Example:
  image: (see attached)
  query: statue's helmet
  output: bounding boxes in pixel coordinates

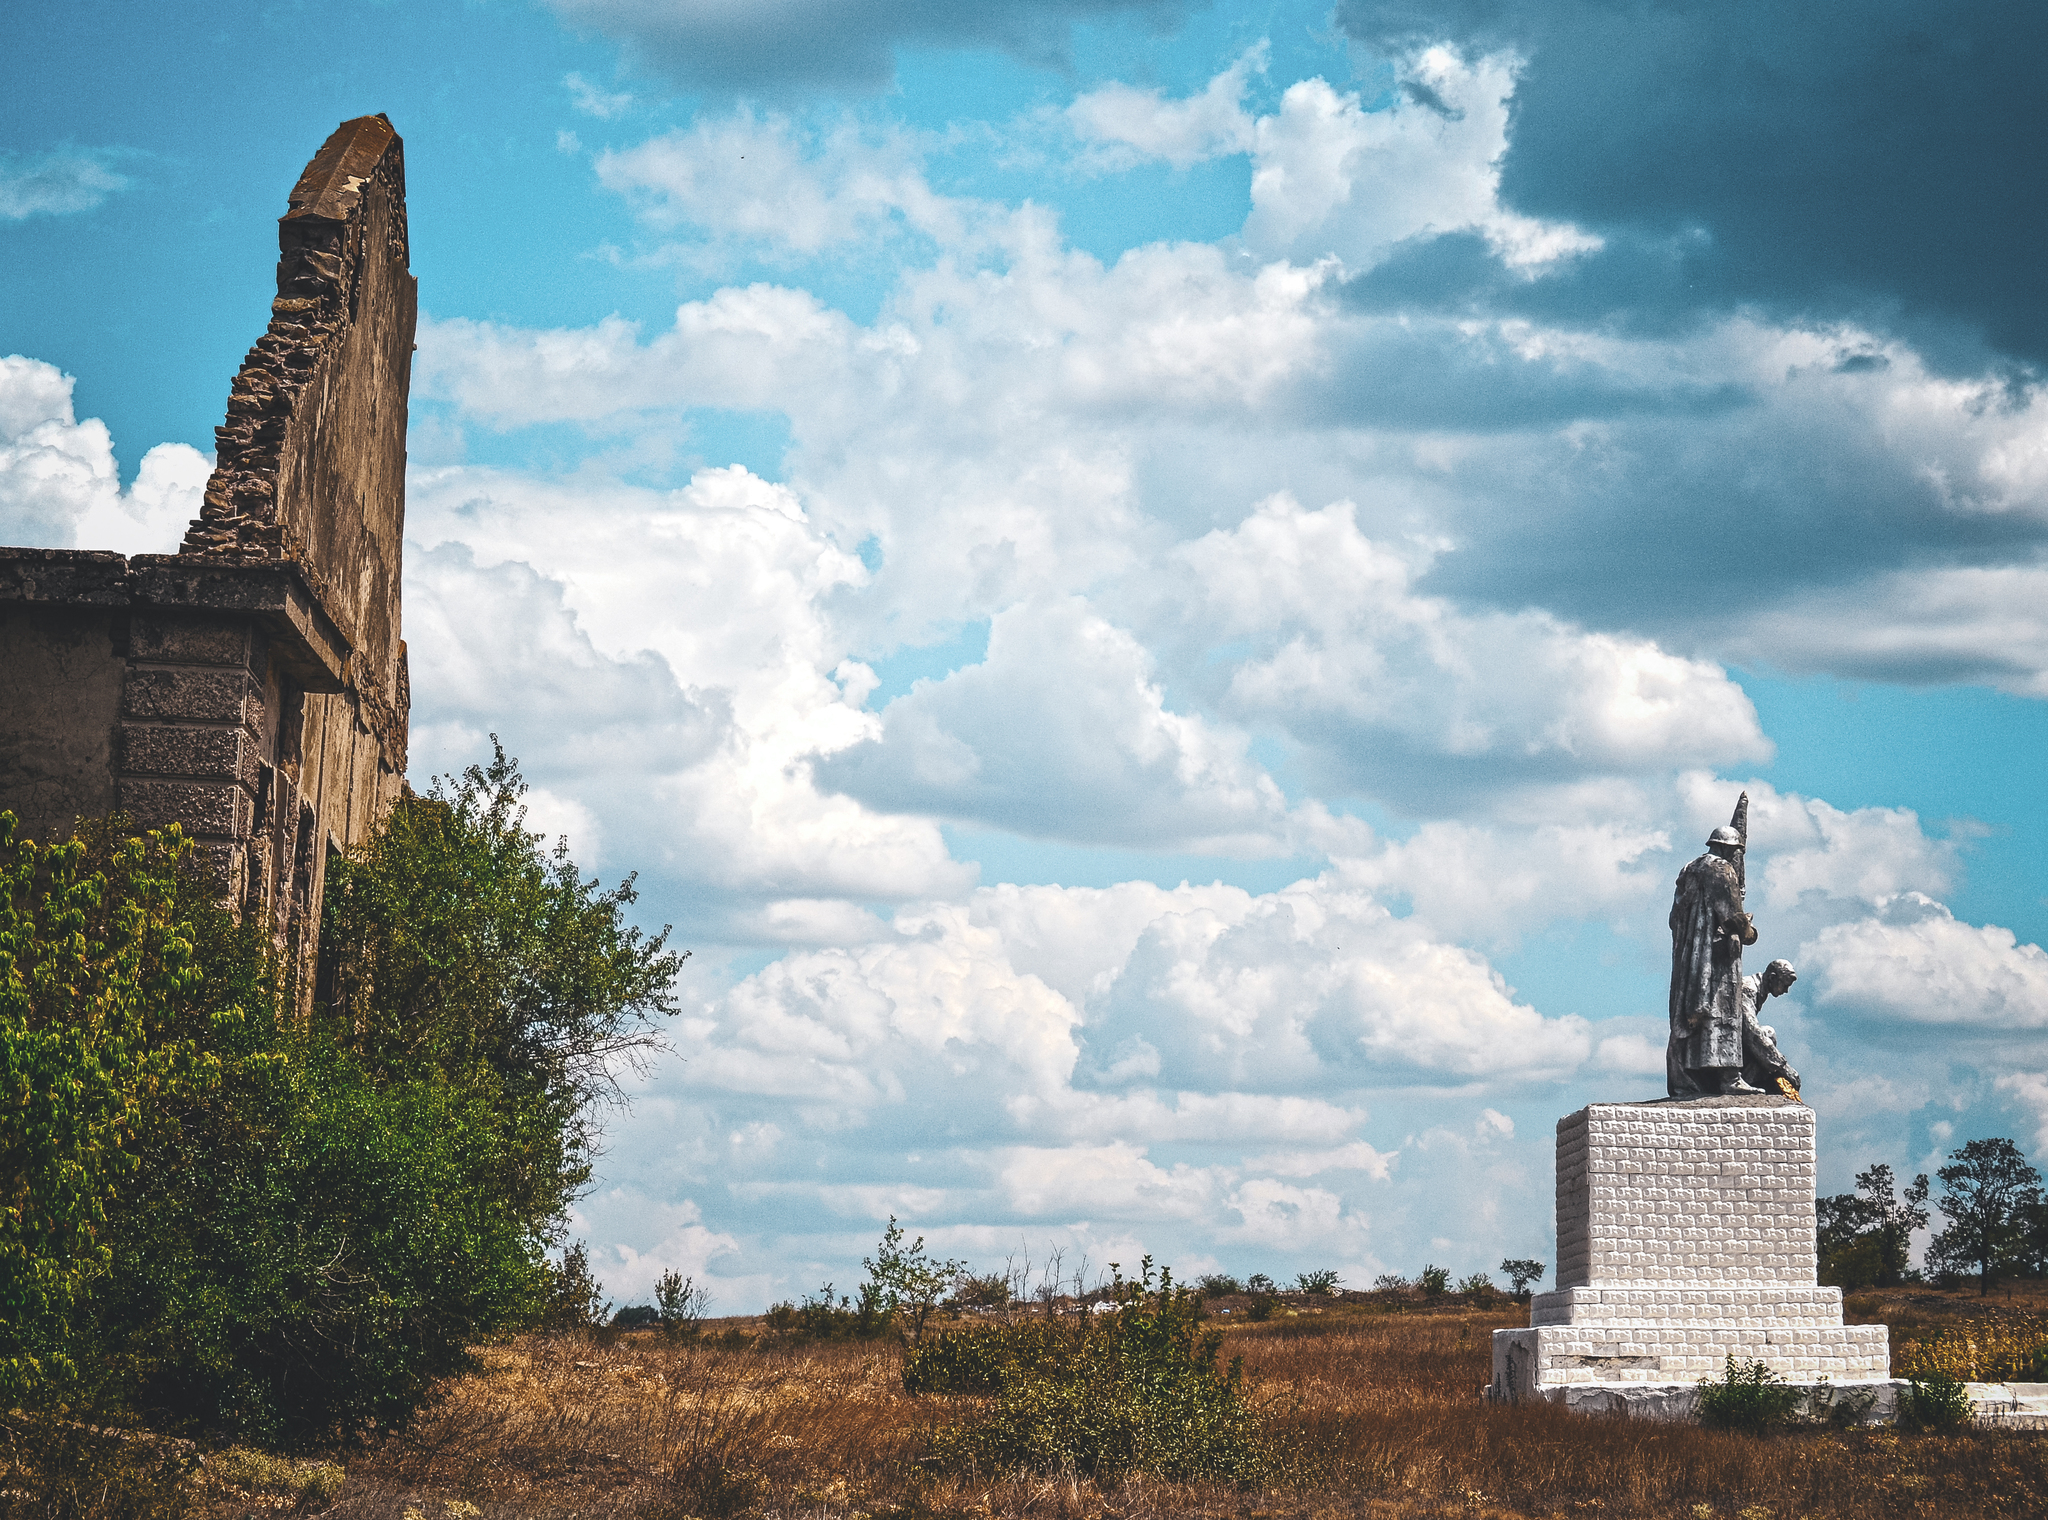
[1707,825,1743,849]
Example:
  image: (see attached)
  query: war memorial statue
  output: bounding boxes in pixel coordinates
[1666,793,1801,1100]
[1488,791,1897,1420]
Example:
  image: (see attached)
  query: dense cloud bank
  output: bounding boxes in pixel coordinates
[1337,0,2048,369]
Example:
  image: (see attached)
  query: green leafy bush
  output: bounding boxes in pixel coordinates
[539,1241,614,1331]
[320,743,686,1235]
[1455,1272,1498,1304]
[902,1319,1077,1394]
[1899,1370,1975,1432]
[0,816,216,1405]
[656,1269,711,1338]
[1695,1356,1803,1432]
[764,1283,893,1342]
[952,1273,1012,1309]
[1419,1264,1451,1299]
[923,1259,1269,1486]
[1,745,685,1448]
[1295,1270,1341,1296]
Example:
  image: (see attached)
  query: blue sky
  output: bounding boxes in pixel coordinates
[6,0,2047,1309]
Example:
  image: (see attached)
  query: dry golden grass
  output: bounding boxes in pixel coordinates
[205,1299,2048,1520]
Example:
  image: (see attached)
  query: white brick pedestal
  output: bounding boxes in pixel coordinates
[1488,1096,1898,1420]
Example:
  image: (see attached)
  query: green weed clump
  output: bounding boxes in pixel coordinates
[920,1259,1270,1487]
[1899,1370,1976,1432]
[1696,1356,1803,1432]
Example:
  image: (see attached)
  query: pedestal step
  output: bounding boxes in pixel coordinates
[1495,1324,1891,1388]
[1533,1282,1848,1329]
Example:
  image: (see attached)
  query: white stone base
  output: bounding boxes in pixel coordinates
[1499,1098,1897,1423]
[1533,1283,1852,1330]
[1492,1323,1892,1391]
[1969,1383,2048,1429]
[1485,1373,1905,1424]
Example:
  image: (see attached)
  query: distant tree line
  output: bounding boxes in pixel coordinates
[1819,1137,2048,1296]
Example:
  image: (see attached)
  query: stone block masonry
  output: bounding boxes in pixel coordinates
[0,115,414,1011]
[1491,1097,1896,1418]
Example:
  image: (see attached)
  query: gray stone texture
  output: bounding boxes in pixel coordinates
[0,114,414,1010]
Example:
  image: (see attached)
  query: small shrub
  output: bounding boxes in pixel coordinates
[952,1272,1012,1309]
[1371,1273,1410,1293]
[1419,1265,1451,1299]
[1455,1272,1497,1304]
[613,1304,662,1329]
[1245,1273,1276,1294]
[645,1448,763,1520]
[1696,1356,1802,1432]
[1296,1270,1341,1296]
[865,1217,966,1348]
[763,1282,892,1342]
[540,1241,614,1331]
[655,1269,711,1338]
[1899,1369,1975,1433]
[1196,1273,1245,1297]
[1248,1294,1277,1322]
[922,1258,1269,1486]
[0,1413,197,1520]
[903,1319,1078,1394]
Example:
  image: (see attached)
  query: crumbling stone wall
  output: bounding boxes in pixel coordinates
[0,115,415,1008]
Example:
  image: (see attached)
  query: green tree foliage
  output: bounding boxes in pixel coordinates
[920,1259,1267,1486]
[321,742,686,1229]
[1499,1258,1546,1298]
[1927,1138,2041,1295]
[1294,1270,1341,1296]
[864,1216,966,1347]
[655,1269,711,1338]
[0,816,215,1403]
[2,745,685,1447]
[1817,1163,1930,1289]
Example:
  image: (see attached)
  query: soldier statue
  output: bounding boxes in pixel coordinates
[1667,794,1771,1096]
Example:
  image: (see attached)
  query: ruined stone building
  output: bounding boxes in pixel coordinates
[0,115,415,999]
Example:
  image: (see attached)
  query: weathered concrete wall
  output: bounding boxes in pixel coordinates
[0,552,129,848]
[182,113,414,776]
[0,115,415,1008]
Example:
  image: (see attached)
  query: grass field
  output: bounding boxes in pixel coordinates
[175,1285,2048,1520]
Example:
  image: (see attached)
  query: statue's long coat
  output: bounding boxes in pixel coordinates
[1667,851,1746,1087]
